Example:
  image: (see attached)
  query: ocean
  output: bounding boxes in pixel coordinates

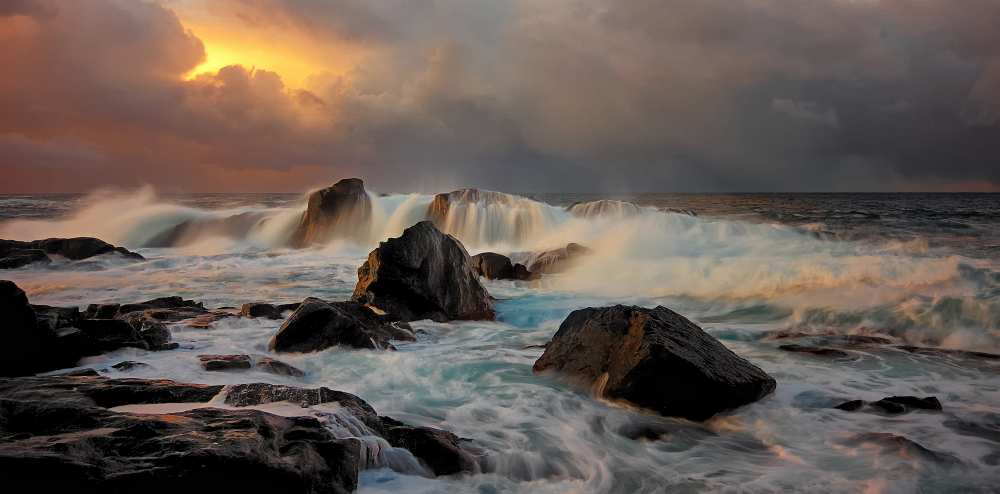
[1,188,998,492]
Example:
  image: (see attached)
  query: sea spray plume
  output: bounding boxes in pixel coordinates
[426,188,567,248]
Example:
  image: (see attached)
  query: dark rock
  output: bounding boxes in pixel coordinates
[198,354,253,371]
[566,199,641,218]
[352,221,495,322]
[290,178,372,248]
[76,319,149,351]
[379,416,478,476]
[836,396,942,415]
[111,361,149,372]
[0,374,360,494]
[470,252,531,280]
[83,303,121,319]
[269,297,414,352]
[255,357,306,377]
[241,302,283,319]
[0,237,143,268]
[31,304,81,331]
[525,242,592,276]
[533,305,776,421]
[778,344,850,358]
[0,280,56,376]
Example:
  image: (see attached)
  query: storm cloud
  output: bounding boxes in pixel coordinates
[1,0,998,192]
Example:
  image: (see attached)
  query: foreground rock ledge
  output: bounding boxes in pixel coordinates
[1,237,143,269]
[0,375,479,492]
[533,305,776,421]
[352,221,495,322]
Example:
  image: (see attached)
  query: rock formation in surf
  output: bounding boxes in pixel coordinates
[269,297,415,352]
[0,237,143,269]
[352,221,495,322]
[290,178,372,248]
[525,242,592,276]
[470,252,531,280]
[240,301,301,319]
[566,199,641,218]
[533,305,776,421]
[0,374,480,492]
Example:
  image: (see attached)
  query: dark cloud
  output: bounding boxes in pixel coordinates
[1,0,998,193]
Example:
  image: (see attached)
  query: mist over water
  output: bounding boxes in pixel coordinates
[1,187,999,492]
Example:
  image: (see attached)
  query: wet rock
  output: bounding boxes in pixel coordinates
[566,199,641,218]
[470,252,531,280]
[778,344,850,358]
[835,396,942,415]
[198,354,306,377]
[0,374,360,494]
[352,221,495,322]
[895,345,1000,361]
[111,361,149,372]
[379,416,478,476]
[1,237,143,268]
[525,242,592,276]
[533,305,776,421]
[76,319,149,351]
[241,302,283,319]
[269,297,414,352]
[290,178,372,248]
[31,304,81,331]
[0,280,54,376]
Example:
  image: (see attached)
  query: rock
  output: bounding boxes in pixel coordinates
[566,199,641,218]
[0,280,52,376]
[290,178,372,248]
[525,242,592,276]
[88,295,234,332]
[240,302,299,319]
[198,354,253,371]
[0,237,143,268]
[224,383,478,475]
[269,297,414,352]
[0,374,360,493]
[778,344,850,358]
[144,211,268,247]
[379,416,478,476]
[76,319,149,351]
[839,433,961,466]
[352,221,495,322]
[533,305,776,421]
[31,304,81,331]
[198,354,306,377]
[895,345,1000,361]
[835,396,942,415]
[470,252,531,280]
[111,361,149,371]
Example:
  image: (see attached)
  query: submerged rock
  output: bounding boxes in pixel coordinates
[240,302,299,319]
[352,221,495,322]
[778,344,851,358]
[198,354,305,377]
[111,360,150,372]
[525,242,592,276]
[0,237,143,268]
[839,432,961,466]
[835,396,943,415]
[533,305,776,421]
[0,374,359,493]
[470,252,531,280]
[269,297,415,353]
[290,178,372,248]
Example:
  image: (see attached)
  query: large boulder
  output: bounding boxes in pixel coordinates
[290,178,372,248]
[352,221,495,322]
[0,237,143,268]
[533,305,776,421]
[269,297,414,352]
[525,242,592,276]
[470,252,531,280]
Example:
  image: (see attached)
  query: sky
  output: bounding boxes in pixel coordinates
[1,0,998,193]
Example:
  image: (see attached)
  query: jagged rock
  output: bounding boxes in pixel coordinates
[566,199,641,218]
[525,243,592,276]
[778,344,850,358]
[534,305,776,421]
[352,221,495,322]
[470,252,531,280]
[835,396,943,415]
[87,296,234,332]
[0,237,143,268]
[0,375,359,493]
[111,361,149,372]
[255,357,307,377]
[269,298,414,352]
[290,178,372,248]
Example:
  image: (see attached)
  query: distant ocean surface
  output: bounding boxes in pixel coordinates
[1,188,998,492]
